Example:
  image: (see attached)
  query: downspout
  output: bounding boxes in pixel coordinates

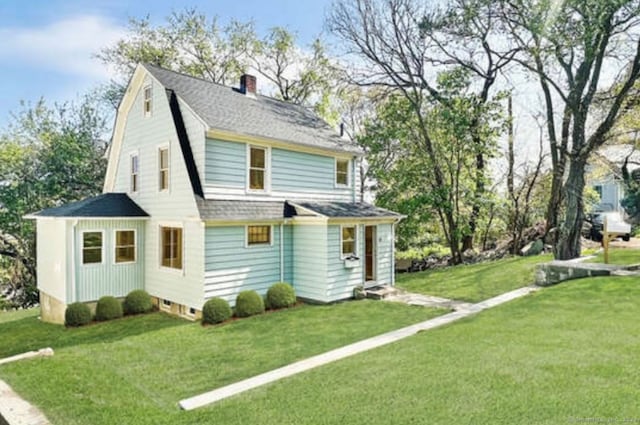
[279,223,284,282]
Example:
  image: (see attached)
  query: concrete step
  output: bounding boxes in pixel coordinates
[364,285,401,300]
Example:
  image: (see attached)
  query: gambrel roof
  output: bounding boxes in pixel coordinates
[143,64,361,155]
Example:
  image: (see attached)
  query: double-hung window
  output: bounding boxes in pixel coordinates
[131,154,139,193]
[82,231,103,265]
[115,230,136,263]
[143,85,152,117]
[336,158,350,186]
[341,226,357,258]
[248,146,267,191]
[159,147,169,191]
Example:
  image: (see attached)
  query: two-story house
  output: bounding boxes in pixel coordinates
[27,64,402,324]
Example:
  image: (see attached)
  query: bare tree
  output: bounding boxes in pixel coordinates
[501,0,640,259]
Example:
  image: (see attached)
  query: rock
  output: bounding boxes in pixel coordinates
[520,239,543,256]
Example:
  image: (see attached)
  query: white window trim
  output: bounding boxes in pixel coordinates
[158,144,170,193]
[143,84,153,117]
[335,158,351,188]
[130,151,139,195]
[340,224,358,259]
[81,230,105,266]
[158,223,184,274]
[113,229,137,265]
[246,144,271,193]
[245,224,274,247]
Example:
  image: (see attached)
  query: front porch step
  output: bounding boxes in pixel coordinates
[364,285,401,300]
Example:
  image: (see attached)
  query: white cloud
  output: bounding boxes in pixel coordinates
[0,15,125,79]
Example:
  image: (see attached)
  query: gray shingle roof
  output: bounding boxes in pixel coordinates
[144,64,362,155]
[293,202,402,219]
[29,193,149,218]
[197,199,291,221]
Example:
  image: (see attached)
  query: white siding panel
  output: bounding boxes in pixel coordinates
[36,219,68,303]
[376,223,394,285]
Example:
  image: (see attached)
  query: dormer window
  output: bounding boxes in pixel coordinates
[248,145,269,191]
[336,158,350,186]
[159,147,169,191]
[143,85,153,117]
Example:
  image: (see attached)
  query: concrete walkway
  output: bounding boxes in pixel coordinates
[0,380,50,425]
[384,292,474,311]
[179,285,540,410]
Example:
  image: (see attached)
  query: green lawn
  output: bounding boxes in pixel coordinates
[194,276,640,424]
[0,301,443,425]
[396,254,552,302]
[586,248,640,265]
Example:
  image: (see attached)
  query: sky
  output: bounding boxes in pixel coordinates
[0,0,333,128]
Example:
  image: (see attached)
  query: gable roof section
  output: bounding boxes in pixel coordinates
[143,64,362,155]
[292,201,403,219]
[28,193,149,218]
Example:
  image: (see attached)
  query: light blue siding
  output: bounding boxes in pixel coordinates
[292,224,328,302]
[205,139,245,186]
[326,225,364,301]
[376,224,394,285]
[283,225,293,283]
[74,220,145,302]
[204,225,282,305]
[271,148,335,191]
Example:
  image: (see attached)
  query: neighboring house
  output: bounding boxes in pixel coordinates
[27,64,402,324]
[587,145,640,213]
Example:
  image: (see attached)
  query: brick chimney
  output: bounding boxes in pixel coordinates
[240,74,257,96]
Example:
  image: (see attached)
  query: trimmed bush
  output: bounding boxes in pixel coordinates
[234,290,265,317]
[95,296,123,321]
[65,302,92,327]
[266,282,296,309]
[202,297,232,324]
[123,290,153,315]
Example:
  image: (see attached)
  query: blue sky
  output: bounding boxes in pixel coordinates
[0,0,333,128]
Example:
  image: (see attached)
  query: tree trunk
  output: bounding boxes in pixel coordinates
[554,158,586,260]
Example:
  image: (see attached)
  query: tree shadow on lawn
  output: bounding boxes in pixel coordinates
[0,311,189,358]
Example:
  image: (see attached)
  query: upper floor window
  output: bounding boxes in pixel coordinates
[247,225,271,246]
[131,154,139,193]
[160,226,182,270]
[341,225,356,258]
[593,185,603,199]
[159,147,169,191]
[336,158,350,186]
[143,85,153,117]
[248,146,268,191]
[115,230,136,263]
[82,231,103,265]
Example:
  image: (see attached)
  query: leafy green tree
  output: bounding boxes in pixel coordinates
[0,98,107,307]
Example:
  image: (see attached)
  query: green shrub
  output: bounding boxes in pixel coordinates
[123,290,153,315]
[95,296,123,321]
[234,290,265,317]
[65,302,92,327]
[266,282,296,309]
[202,297,232,324]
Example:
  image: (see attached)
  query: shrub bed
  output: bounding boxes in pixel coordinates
[123,290,153,315]
[234,290,265,317]
[65,302,92,327]
[202,297,232,324]
[266,282,296,309]
[95,296,123,321]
